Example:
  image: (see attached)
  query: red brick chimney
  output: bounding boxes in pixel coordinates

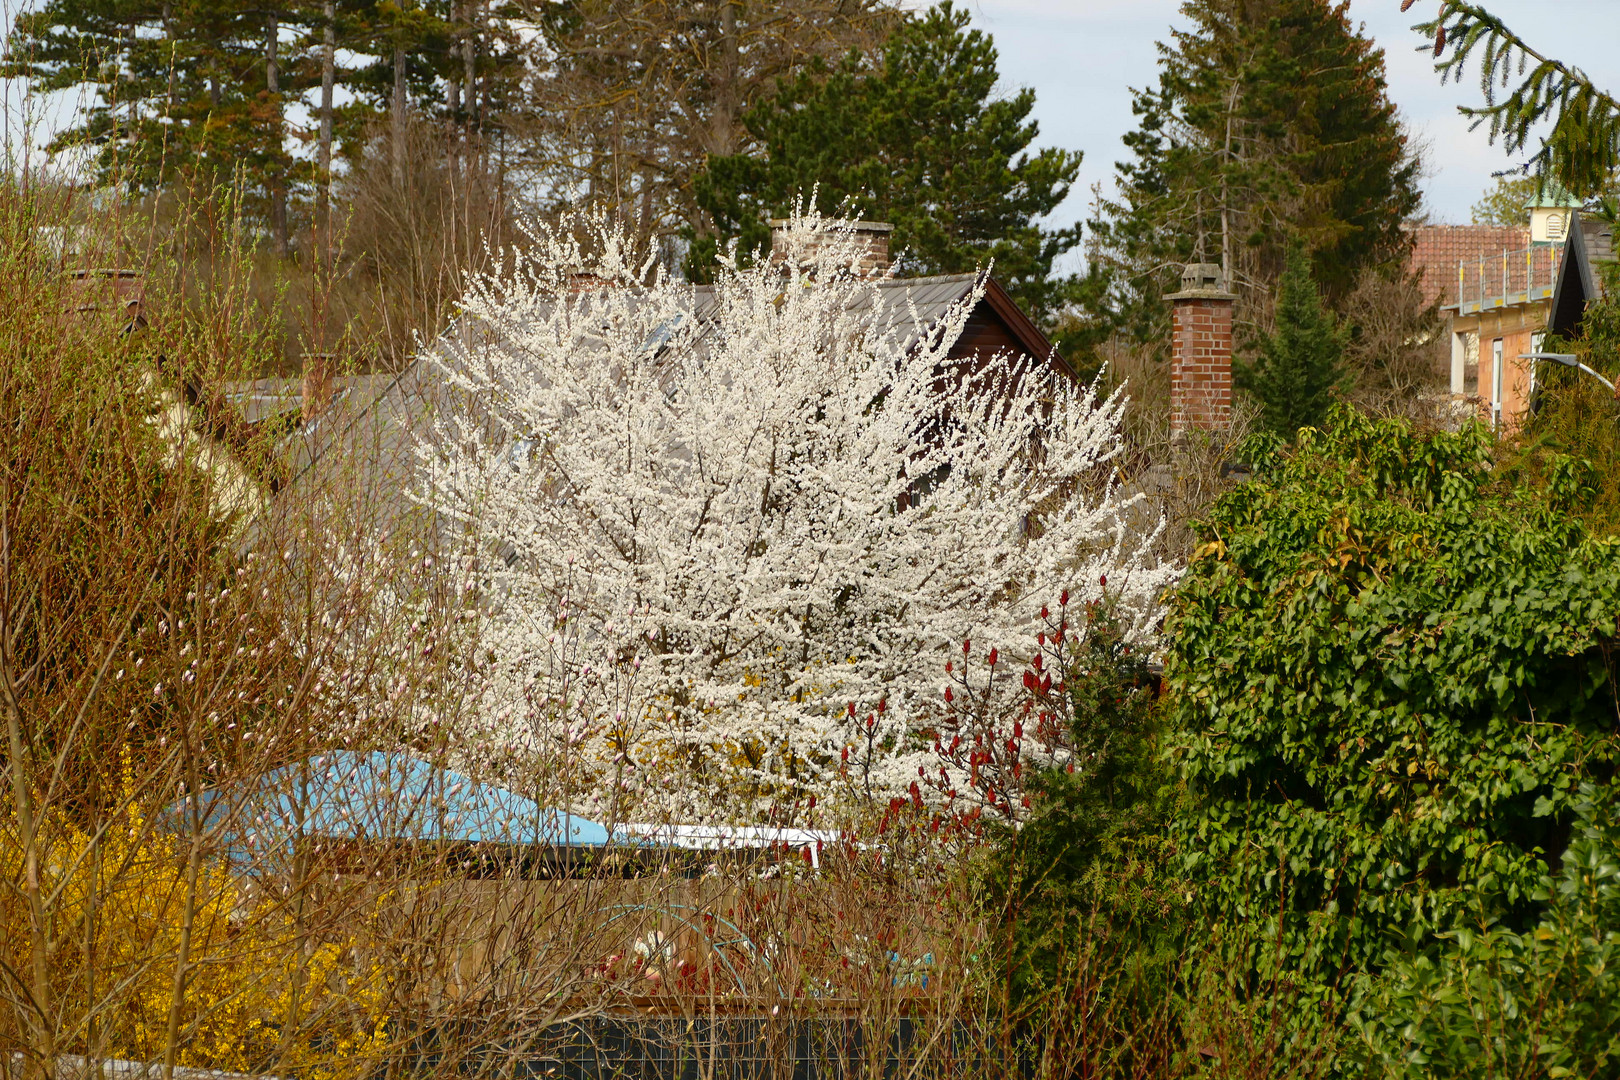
[1167,263,1235,438]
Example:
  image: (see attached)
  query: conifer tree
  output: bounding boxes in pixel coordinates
[1236,244,1345,437]
[3,0,300,196]
[1419,1,1620,202]
[689,2,1081,324]
[1086,0,1420,352]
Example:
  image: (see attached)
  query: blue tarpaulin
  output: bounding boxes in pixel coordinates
[174,750,613,860]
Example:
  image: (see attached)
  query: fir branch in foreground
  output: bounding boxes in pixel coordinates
[1409,0,1620,199]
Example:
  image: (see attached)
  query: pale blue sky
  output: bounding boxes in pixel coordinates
[959,0,1620,237]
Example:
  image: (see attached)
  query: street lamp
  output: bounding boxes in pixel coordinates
[1520,352,1616,393]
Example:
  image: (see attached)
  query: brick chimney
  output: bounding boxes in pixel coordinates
[769,219,893,276]
[302,353,336,422]
[1167,263,1235,438]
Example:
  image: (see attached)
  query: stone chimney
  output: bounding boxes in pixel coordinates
[302,353,336,422]
[1167,263,1235,438]
[769,219,893,275]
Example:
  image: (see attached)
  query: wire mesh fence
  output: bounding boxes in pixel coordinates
[402,1015,1014,1080]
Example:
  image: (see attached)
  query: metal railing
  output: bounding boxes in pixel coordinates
[1455,244,1563,315]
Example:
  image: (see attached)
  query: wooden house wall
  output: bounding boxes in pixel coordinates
[946,308,1029,364]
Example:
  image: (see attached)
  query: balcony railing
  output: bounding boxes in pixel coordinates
[1454,244,1562,315]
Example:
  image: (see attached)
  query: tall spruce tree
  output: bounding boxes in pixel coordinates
[3,0,519,241]
[1236,244,1344,436]
[3,0,300,197]
[689,2,1081,325]
[1087,0,1420,354]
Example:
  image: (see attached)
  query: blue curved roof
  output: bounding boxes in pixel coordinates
[179,750,613,859]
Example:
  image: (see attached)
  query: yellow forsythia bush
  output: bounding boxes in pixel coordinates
[1,763,390,1080]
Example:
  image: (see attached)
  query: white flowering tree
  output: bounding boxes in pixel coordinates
[419,210,1177,819]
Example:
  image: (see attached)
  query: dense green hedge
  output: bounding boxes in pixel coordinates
[1165,408,1620,989]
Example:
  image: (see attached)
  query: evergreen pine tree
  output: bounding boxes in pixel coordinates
[1086,0,1420,355]
[689,2,1081,325]
[1236,244,1345,437]
[3,0,294,195]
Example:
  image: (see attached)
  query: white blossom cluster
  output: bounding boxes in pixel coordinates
[418,209,1176,818]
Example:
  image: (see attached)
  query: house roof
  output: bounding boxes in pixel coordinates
[274,272,1067,511]
[1408,224,1532,309]
[1549,213,1618,338]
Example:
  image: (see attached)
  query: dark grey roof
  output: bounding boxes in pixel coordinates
[690,273,982,348]
[1549,213,1617,337]
[265,272,1049,534]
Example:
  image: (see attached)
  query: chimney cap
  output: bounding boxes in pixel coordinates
[768,218,894,233]
[1166,262,1235,300]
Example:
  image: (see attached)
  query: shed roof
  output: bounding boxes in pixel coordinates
[175,750,614,863]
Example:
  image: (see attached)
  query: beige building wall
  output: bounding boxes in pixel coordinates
[1450,300,1549,430]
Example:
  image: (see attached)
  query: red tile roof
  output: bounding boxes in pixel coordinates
[1408,224,1530,308]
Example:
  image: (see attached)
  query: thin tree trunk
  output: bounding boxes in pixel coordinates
[318,0,335,268]
[464,0,481,172]
[1221,78,1237,288]
[267,11,288,255]
[712,1,739,157]
[448,0,462,119]
[393,38,408,189]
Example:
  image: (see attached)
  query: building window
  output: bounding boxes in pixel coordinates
[1548,213,1567,241]
[1492,338,1505,427]
[1463,333,1479,396]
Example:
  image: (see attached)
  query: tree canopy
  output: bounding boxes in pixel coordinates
[689,2,1082,325]
[1087,0,1421,352]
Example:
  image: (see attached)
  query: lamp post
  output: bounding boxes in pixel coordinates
[1520,352,1616,394]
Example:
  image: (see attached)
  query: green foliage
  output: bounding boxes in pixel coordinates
[3,0,296,193]
[1167,407,1620,996]
[1235,245,1346,437]
[1466,173,1596,227]
[1421,1,1620,202]
[2,1,516,211]
[1087,0,1421,350]
[984,608,1184,1017]
[1352,786,1620,1078]
[1469,174,1538,227]
[689,2,1081,325]
[1505,262,1620,536]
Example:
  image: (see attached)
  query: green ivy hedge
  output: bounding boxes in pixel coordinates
[1166,408,1620,989]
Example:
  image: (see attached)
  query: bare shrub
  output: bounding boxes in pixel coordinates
[328,116,515,370]
[1342,265,1447,418]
